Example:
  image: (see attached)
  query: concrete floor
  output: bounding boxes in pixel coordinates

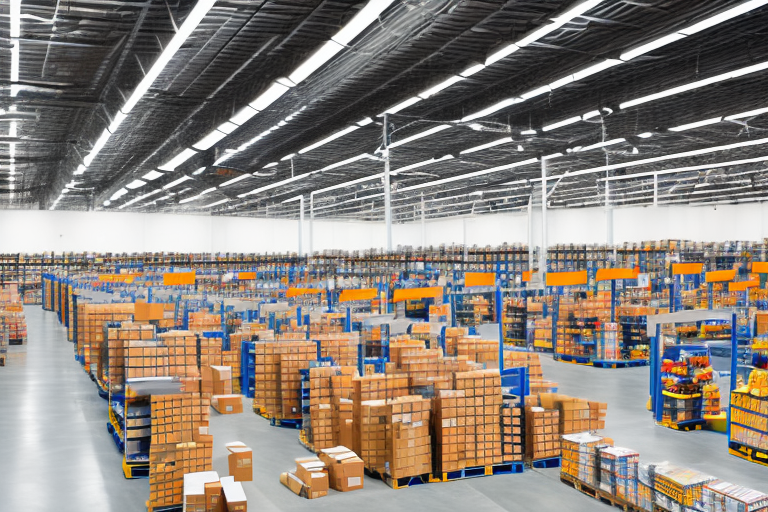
[1,306,766,512]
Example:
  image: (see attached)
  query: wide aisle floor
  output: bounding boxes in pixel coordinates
[2,307,768,512]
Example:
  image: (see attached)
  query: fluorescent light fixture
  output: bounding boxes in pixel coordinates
[382,97,421,116]
[263,162,278,168]
[9,121,17,138]
[119,189,162,209]
[461,97,522,122]
[517,145,524,151]
[216,121,238,134]
[572,59,621,81]
[312,173,383,196]
[460,63,485,77]
[60,188,68,194]
[142,170,164,181]
[162,175,192,190]
[220,174,252,187]
[319,153,378,171]
[331,0,396,45]
[603,155,768,182]
[520,129,537,135]
[179,196,199,204]
[122,0,215,114]
[520,85,551,100]
[10,0,20,38]
[108,111,127,134]
[230,105,259,125]
[250,81,290,111]
[460,137,514,154]
[542,116,581,131]
[620,33,687,61]
[110,188,128,200]
[299,125,360,154]
[679,0,768,36]
[357,117,374,126]
[83,129,112,166]
[281,195,303,204]
[621,60,768,109]
[399,158,539,192]
[725,106,768,120]
[238,174,307,198]
[668,117,722,131]
[276,77,296,88]
[637,132,653,138]
[192,167,206,175]
[549,74,575,90]
[555,0,604,21]
[542,153,563,160]
[126,179,146,190]
[391,155,454,175]
[516,22,561,47]
[388,124,452,148]
[578,138,626,152]
[203,198,229,208]
[485,43,520,66]
[582,110,601,120]
[192,129,227,150]
[199,187,216,196]
[10,40,19,83]
[418,76,464,99]
[158,148,197,171]
[289,40,345,85]
[280,153,296,161]
[74,164,86,175]
[103,200,111,206]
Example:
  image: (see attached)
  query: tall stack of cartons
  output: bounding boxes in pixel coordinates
[358,399,388,474]
[147,394,213,512]
[330,367,356,447]
[199,336,223,367]
[561,433,612,487]
[253,342,282,417]
[599,447,640,504]
[352,374,409,456]
[103,322,155,391]
[79,303,134,373]
[525,406,560,461]
[400,348,441,387]
[280,341,316,419]
[387,395,432,479]
[434,389,467,473]
[125,341,170,378]
[389,339,426,367]
[158,331,200,378]
[457,338,499,368]
[454,369,502,467]
[222,348,241,394]
[501,402,524,463]
[309,367,336,450]
[318,335,359,366]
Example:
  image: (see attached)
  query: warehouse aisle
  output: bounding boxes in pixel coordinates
[0,307,147,512]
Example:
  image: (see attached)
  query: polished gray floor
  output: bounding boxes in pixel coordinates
[1,307,766,512]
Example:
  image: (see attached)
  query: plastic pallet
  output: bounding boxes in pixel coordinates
[123,458,149,479]
[438,462,524,481]
[592,359,649,369]
[146,503,182,512]
[365,468,434,489]
[270,417,302,429]
[729,441,768,468]
[555,354,592,365]
[530,456,561,469]
[560,473,643,512]
[657,419,705,431]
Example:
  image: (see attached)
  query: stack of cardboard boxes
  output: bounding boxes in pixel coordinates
[280,342,316,419]
[434,389,467,473]
[210,366,242,414]
[561,432,613,487]
[309,367,336,450]
[102,322,156,391]
[199,335,223,367]
[78,303,134,373]
[226,442,253,482]
[222,349,241,394]
[525,406,560,461]
[318,335,359,366]
[454,369,502,467]
[281,447,364,499]
[536,393,607,433]
[158,330,200,378]
[387,395,432,479]
[501,403,524,463]
[457,338,499,368]
[182,472,247,512]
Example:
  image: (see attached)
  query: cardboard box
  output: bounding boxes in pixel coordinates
[211,366,233,395]
[182,471,220,512]
[226,442,252,482]
[205,481,224,512]
[134,302,165,321]
[220,476,247,512]
[212,395,243,415]
[318,446,364,492]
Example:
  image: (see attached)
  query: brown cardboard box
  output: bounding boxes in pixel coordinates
[226,442,253,482]
[182,471,220,512]
[134,302,165,321]
[212,395,243,415]
[294,456,329,498]
[220,476,247,512]
[211,366,233,395]
[280,471,305,496]
[205,481,225,512]
[318,446,364,492]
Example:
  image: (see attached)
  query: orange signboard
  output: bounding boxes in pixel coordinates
[392,287,443,303]
[595,268,637,282]
[522,271,534,283]
[729,280,759,292]
[237,272,257,280]
[98,273,140,284]
[163,271,196,286]
[752,262,768,274]
[705,269,737,283]
[672,263,703,276]
[546,271,588,287]
[465,272,495,288]
[338,288,378,303]
[286,287,324,298]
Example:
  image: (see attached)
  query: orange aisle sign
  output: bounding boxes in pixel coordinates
[163,271,196,286]
[729,280,759,292]
[522,270,534,283]
[338,288,378,303]
[237,272,257,280]
[546,270,588,287]
[465,272,496,287]
[595,268,637,282]
[286,287,324,298]
[752,262,768,274]
[392,287,443,303]
[672,263,703,275]
[705,269,737,283]
[98,273,140,284]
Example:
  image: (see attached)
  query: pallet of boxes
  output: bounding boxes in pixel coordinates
[281,447,365,499]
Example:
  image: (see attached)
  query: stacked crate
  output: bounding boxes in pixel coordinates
[358,399,388,474]
[457,338,499,368]
[158,331,200,378]
[434,389,467,473]
[252,342,283,417]
[454,369,502,467]
[387,395,432,479]
[222,348,241,394]
[125,341,170,378]
[599,447,640,504]
[147,394,213,512]
[352,373,409,456]
[198,336,222,367]
[652,465,716,512]
[280,341,316,419]
[79,303,134,373]
[561,433,611,487]
[308,367,336,450]
[501,403,524,462]
[318,335,359,366]
[525,406,560,461]
[102,322,155,391]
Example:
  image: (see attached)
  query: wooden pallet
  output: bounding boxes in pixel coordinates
[365,468,437,489]
[560,473,643,512]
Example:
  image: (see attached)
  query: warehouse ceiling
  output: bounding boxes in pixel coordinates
[3,0,768,221]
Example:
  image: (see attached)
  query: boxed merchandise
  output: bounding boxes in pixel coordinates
[453,369,503,467]
[560,433,612,487]
[501,402,524,463]
[226,442,252,482]
[599,447,639,504]
[211,366,232,395]
[212,395,243,415]
[434,389,467,473]
[653,464,715,511]
[525,406,560,460]
[220,476,247,512]
[182,471,220,512]
[205,480,224,512]
[317,446,364,492]
[701,480,768,512]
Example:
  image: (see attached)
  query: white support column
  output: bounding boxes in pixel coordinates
[383,114,392,252]
[653,174,658,206]
[298,195,304,257]
[541,158,548,278]
[309,194,314,255]
[527,194,534,270]
[605,178,613,246]
[420,192,426,248]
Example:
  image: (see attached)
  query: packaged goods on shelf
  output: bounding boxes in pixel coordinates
[148,394,213,511]
[525,406,560,461]
[701,481,768,512]
[454,369,502,466]
[533,318,553,351]
[730,372,768,451]
[77,303,134,373]
[157,330,200,378]
[280,343,317,419]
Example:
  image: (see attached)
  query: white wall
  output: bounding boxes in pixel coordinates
[0,203,765,254]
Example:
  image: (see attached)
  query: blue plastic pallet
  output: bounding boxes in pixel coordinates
[555,354,592,365]
[270,417,302,429]
[440,462,524,481]
[530,456,561,469]
[592,359,649,368]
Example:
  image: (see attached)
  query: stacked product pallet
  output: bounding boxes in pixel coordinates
[77,303,135,373]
